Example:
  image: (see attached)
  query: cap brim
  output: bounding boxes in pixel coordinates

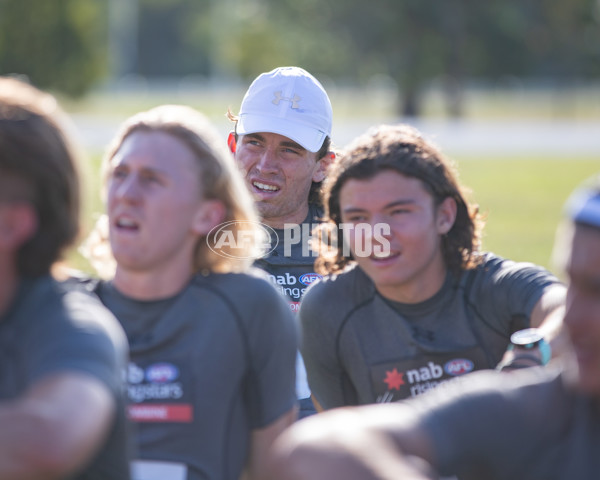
[237,114,326,153]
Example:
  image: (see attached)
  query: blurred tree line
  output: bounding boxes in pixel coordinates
[1,0,598,116]
[0,0,107,97]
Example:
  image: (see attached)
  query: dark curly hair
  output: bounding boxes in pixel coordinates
[314,123,484,276]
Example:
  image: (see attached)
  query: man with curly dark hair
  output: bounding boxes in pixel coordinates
[267,174,600,480]
[300,123,565,409]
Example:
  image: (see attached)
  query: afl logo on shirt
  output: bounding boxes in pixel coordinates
[146,362,179,383]
[444,358,474,376]
[299,273,322,286]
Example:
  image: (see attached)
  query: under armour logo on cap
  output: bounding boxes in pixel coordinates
[272,91,301,108]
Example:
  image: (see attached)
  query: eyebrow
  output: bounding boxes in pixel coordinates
[244,133,306,152]
[342,199,416,213]
[111,163,169,177]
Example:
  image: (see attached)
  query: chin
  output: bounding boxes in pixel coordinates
[113,253,144,270]
[367,269,405,284]
[255,202,274,215]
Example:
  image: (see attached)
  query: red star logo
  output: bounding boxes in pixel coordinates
[383,368,405,391]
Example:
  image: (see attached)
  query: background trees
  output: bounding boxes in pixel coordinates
[0,0,107,97]
[0,0,598,116]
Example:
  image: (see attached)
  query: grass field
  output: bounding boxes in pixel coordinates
[456,156,598,276]
[67,152,599,278]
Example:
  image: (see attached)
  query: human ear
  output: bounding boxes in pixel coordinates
[192,199,226,236]
[312,151,335,183]
[436,197,457,235]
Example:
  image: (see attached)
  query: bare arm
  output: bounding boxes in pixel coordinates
[532,292,570,362]
[499,284,567,369]
[529,284,566,339]
[265,404,438,480]
[243,406,298,480]
[0,372,116,480]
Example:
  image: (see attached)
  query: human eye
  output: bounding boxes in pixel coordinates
[388,202,415,216]
[110,165,128,181]
[390,207,411,215]
[242,136,263,148]
[344,213,368,223]
[282,146,301,155]
[140,171,162,185]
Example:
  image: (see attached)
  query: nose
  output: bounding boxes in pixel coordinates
[111,174,141,204]
[350,217,392,257]
[255,148,279,174]
[371,218,392,252]
[369,214,393,239]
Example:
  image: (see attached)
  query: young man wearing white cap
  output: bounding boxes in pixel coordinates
[228,66,335,417]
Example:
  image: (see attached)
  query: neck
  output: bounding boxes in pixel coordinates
[262,205,310,229]
[113,266,194,301]
[377,262,448,304]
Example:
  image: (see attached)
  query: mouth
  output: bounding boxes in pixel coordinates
[369,250,400,262]
[114,215,140,232]
[252,180,280,194]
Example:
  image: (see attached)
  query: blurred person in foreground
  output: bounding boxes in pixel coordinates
[0,77,130,478]
[299,123,565,409]
[227,66,335,418]
[266,173,600,480]
[81,104,297,480]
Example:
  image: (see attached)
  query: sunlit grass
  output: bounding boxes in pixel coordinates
[457,156,599,275]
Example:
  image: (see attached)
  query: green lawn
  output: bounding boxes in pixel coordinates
[456,156,599,276]
[68,152,598,278]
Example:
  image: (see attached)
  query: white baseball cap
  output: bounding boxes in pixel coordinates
[237,66,333,153]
